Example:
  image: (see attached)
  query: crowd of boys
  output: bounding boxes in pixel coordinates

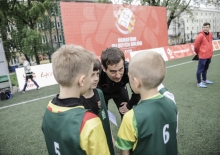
[41,44,178,155]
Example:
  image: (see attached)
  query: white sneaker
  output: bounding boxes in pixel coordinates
[22,91,25,93]
[37,87,41,90]
[197,82,207,88]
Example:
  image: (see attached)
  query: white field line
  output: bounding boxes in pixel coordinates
[166,53,220,68]
[1,53,220,110]
[0,94,55,110]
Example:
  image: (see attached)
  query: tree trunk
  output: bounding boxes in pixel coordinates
[24,54,30,64]
[167,18,172,30]
[34,46,40,65]
[30,23,40,65]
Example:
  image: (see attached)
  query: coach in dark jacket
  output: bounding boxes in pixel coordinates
[98,47,140,117]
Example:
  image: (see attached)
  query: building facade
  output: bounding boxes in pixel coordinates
[168,3,220,45]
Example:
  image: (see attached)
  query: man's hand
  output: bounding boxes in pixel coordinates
[119,102,129,114]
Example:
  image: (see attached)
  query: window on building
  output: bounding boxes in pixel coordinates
[42,36,46,43]
[59,35,62,42]
[192,27,194,30]
[201,13,203,15]
[7,25,13,32]
[205,13,207,16]
[57,22,60,28]
[39,23,44,29]
[53,22,61,29]
[187,27,189,30]
[54,36,58,42]
[37,23,41,29]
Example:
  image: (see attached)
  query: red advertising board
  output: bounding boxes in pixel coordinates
[163,44,195,60]
[213,40,220,50]
[60,2,168,57]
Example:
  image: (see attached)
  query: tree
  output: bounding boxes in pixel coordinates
[38,14,55,63]
[120,0,211,29]
[0,0,55,65]
[12,0,54,64]
[0,0,15,65]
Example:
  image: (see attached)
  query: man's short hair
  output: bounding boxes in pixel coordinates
[129,51,166,89]
[101,47,125,69]
[93,59,101,71]
[203,22,210,27]
[52,44,95,87]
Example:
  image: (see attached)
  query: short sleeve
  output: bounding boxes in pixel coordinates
[115,109,137,150]
[80,112,110,155]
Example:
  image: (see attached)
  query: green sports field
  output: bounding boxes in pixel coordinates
[0,51,220,155]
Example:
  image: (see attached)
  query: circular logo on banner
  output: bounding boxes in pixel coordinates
[115,7,135,35]
[191,44,195,54]
[167,48,174,58]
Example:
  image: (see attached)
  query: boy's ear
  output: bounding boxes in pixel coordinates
[133,77,141,88]
[78,75,86,87]
[101,65,106,72]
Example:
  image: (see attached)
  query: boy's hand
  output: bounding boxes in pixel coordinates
[120,150,130,155]
[119,102,129,114]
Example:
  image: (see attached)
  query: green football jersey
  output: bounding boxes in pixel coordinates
[42,107,86,155]
[116,94,178,155]
[132,95,178,154]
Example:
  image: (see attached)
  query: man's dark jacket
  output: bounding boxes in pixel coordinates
[98,61,140,109]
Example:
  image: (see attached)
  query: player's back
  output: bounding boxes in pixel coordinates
[42,102,110,155]
[132,94,178,155]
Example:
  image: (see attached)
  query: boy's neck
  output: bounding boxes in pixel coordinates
[59,86,80,99]
[140,88,159,101]
[83,89,94,99]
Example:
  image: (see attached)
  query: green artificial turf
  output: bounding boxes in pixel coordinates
[0,51,219,155]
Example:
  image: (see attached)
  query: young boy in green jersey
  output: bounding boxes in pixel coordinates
[42,45,110,155]
[81,59,115,155]
[115,51,178,155]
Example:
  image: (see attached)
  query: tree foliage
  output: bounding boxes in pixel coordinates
[0,0,55,65]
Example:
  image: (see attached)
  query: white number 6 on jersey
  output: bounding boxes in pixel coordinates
[54,142,61,155]
[163,124,170,144]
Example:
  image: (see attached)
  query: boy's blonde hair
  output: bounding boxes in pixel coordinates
[52,44,95,87]
[129,51,166,89]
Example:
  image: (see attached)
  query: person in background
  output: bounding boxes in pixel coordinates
[194,22,213,88]
[20,56,40,93]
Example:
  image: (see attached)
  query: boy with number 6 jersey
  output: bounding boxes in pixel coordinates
[41,45,110,155]
[115,51,178,155]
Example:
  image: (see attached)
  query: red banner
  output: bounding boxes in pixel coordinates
[213,40,220,50]
[163,44,195,60]
[60,3,168,57]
